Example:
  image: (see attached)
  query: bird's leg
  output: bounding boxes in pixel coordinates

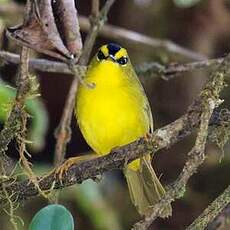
[55,154,97,181]
[144,132,152,141]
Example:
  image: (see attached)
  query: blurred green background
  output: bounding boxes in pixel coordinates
[0,0,230,229]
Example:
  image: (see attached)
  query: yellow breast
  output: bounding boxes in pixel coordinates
[75,60,149,155]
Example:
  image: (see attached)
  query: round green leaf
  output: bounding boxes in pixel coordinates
[29,204,74,230]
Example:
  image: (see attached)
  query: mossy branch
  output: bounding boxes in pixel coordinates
[0,47,30,175]
[133,52,228,230]
[187,185,230,230]
[207,202,230,230]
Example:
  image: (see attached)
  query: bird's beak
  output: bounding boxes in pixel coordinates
[107,54,116,62]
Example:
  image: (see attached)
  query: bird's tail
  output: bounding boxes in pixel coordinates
[124,155,172,217]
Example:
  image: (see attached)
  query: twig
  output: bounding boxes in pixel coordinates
[136,58,224,80]
[207,203,230,230]
[79,0,116,65]
[0,3,206,61]
[91,0,99,18]
[53,0,116,166]
[133,54,228,230]
[134,100,216,230]
[16,47,30,100]
[0,45,31,230]
[0,47,30,175]
[0,51,84,74]
[0,50,222,78]
[79,16,206,61]
[187,185,230,230]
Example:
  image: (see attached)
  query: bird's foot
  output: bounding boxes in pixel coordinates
[144,132,151,142]
[55,155,96,181]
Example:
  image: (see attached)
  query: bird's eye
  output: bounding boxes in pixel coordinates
[97,50,106,61]
[117,56,128,65]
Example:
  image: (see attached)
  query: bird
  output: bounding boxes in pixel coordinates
[58,43,171,217]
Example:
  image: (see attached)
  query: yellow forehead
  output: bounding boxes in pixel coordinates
[100,45,109,56]
[114,48,128,59]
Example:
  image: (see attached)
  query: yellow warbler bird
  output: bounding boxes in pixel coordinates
[74,43,171,217]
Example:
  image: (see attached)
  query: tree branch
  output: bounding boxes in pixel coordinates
[0,3,206,61]
[0,51,76,74]
[0,47,30,175]
[207,203,230,230]
[91,0,99,19]
[187,185,230,230]
[136,57,224,80]
[133,53,229,230]
[134,99,217,230]
[0,50,223,79]
[79,16,206,61]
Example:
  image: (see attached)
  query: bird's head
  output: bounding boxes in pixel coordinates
[85,43,135,86]
[95,43,129,66]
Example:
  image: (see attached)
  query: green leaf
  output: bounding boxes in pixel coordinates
[29,204,74,230]
[0,81,48,151]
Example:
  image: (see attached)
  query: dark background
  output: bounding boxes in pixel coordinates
[0,0,230,229]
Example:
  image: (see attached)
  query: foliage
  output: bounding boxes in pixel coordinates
[0,80,48,151]
[29,204,74,230]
